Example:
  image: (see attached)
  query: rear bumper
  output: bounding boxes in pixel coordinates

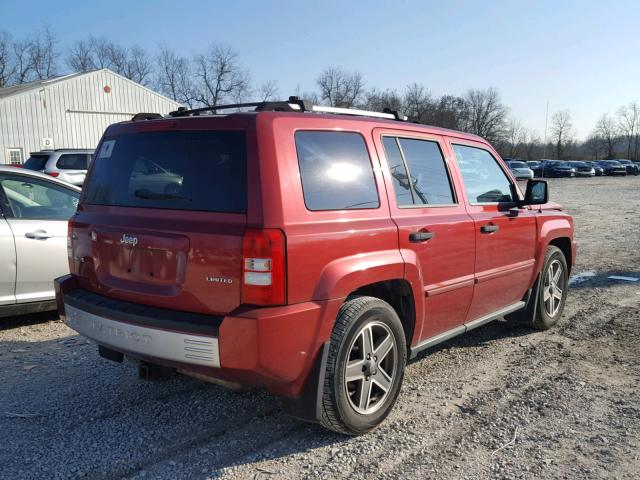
[65,304,221,367]
[55,275,341,397]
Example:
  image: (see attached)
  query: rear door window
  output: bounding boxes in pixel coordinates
[57,154,89,170]
[83,131,247,213]
[295,131,379,211]
[382,136,455,206]
[452,144,514,204]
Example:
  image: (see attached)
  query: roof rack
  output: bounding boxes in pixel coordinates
[165,96,408,122]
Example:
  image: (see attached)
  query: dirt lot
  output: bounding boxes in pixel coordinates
[1,176,638,480]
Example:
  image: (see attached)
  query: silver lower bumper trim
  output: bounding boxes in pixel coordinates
[65,304,220,368]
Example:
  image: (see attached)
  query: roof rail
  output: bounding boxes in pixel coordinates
[163,96,408,122]
[132,112,163,121]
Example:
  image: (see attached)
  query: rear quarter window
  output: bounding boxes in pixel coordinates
[83,131,247,213]
[57,153,89,170]
[295,131,379,211]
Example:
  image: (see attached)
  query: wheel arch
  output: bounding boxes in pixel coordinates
[348,279,416,352]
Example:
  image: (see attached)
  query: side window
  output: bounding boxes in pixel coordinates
[295,131,379,211]
[452,144,514,204]
[0,176,79,220]
[382,137,413,206]
[57,154,89,170]
[382,136,455,206]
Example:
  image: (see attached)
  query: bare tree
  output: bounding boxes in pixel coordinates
[257,80,279,101]
[155,47,192,105]
[594,113,618,159]
[316,67,364,107]
[521,129,542,161]
[504,118,525,158]
[87,36,113,69]
[29,25,58,80]
[361,88,403,112]
[65,36,152,84]
[431,95,467,130]
[125,46,152,84]
[584,134,604,160]
[617,102,640,160]
[0,32,13,87]
[403,83,432,123]
[67,39,95,72]
[550,110,573,159]
[462,87,508,143]
[11,38,35,84]
[193,44,250,107]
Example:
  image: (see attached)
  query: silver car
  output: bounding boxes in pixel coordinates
[505,160,534,180]
[23,149,93,186]
[0,166,80,317]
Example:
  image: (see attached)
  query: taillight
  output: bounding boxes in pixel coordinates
[241,229,286,306]
[47,172,59,177]
[67,219,75,263]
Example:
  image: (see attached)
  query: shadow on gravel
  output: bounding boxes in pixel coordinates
[0,310,60,331]
[411,319,532,363]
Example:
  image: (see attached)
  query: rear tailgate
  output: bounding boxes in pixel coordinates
[72,126,249,316]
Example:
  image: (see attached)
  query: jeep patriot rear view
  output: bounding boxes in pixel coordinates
[55,98,576,435]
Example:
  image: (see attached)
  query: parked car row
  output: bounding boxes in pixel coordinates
[505,158,639,178]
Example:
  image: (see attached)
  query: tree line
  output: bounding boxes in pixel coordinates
[1,26,638,161]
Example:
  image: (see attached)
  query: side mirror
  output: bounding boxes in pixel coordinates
[522,179,548,205]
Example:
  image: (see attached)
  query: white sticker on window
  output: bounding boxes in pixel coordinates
[98,140,116,159]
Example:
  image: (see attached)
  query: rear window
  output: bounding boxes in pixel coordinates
[295,131,379,211]
[83,131,247,213]
[57,153,89,170]
[23,155,49,171]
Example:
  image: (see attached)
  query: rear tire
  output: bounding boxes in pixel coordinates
[320,296,406,435]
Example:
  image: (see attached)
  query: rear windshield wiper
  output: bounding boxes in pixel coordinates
[134,189,190,201]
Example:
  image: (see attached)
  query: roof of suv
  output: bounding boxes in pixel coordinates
[120,105,486,144]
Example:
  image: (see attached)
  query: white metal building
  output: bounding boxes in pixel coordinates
[0,69,181,164]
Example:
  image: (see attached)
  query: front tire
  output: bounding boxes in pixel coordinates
[533,245,569,330]
[320,296,406,435]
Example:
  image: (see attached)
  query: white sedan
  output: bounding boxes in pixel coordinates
[0,166,80,318]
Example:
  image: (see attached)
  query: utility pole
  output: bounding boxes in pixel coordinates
[542,101,549,158]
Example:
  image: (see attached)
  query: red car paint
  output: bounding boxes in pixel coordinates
[56,111,576,398]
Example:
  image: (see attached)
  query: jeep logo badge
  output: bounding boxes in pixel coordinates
[120,234,139,246]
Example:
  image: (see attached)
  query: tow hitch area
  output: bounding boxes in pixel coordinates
[138,361,175,381]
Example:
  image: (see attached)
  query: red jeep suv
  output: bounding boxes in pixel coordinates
[55,98,576,435]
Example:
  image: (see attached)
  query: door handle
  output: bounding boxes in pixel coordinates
[25,230,54,240]
[409,231,435,243]
[480,224,499,234]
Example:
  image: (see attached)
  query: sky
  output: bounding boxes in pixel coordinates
[2,0,639,139]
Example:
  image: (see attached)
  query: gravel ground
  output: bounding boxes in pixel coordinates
[1,176,639,480]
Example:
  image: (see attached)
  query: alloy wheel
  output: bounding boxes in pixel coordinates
[543,259,565,317]
[344,321,398,415]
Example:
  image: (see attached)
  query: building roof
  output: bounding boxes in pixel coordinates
[0,72,87,99]
[0,69,181,107]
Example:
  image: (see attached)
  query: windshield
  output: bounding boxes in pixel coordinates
[23,155,50,171]
[83,130,247,213]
